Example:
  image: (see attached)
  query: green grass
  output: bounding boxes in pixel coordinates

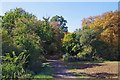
[33,63,54,79]
[34,75,53,78]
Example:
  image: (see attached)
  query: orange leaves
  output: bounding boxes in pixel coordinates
[82,11,120,46]
[100,26,119,45]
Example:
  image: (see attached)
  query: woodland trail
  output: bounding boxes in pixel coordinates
[47,60,77,78]
[47,59,119,78]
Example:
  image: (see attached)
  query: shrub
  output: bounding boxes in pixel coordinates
[62,33,81,56]
[77,51,93,61]
[1,51,32,79]
[63,53,78,62]
[62,53,70,61]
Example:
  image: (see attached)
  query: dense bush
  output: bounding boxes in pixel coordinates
[1,51,32,79]
[78,29,99,60]
[62,11,119,61]
[62,33,81,56]
[62,27,119,61]
[77,45,93,61]
[2,8,46,72]
[62,29,99,61]
[1,8,65,77]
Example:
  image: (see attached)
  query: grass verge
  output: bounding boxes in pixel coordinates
[33,63,54,79]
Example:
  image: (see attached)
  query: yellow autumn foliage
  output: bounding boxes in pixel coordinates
[82,11,120,46]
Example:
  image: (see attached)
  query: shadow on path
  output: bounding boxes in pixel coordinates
[47,60,77,78]
[47,60,118,78]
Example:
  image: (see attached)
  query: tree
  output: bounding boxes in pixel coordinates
[81,11,120,60]
[2,8,36,34]
[50,15,68,32]
[2,8,46,73]
[81,11,119,46]
[77,29,100,60]
[62,33,81,56]
[80,29,99,45]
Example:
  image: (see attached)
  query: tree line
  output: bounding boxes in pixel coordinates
[0,8,119,78]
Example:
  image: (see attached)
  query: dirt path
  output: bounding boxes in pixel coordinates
[47,60,77,78]
[47,59,119,78]
[66,61,119,78]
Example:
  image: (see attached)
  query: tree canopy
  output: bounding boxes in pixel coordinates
[1,8,119,79]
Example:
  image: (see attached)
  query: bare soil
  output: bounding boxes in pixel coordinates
[66,61,119,78]
[47,60,119,79]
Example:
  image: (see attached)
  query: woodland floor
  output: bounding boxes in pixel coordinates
[46,59,119,79]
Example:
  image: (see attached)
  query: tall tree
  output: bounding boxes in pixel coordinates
[81,11,120,60]
[50,15,68,32]
[2,8,36,33]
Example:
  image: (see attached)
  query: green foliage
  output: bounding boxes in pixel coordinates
[2,8,64,76]
[82,26,90,30]
[2,8,36,33]
[62,29,104,61]
[77,29,98,60]
[36,19,54,43]
[62,33,81,56]
[2,28,17,55]
[33,17,62,55]
[62,53,70,61]
[50,15,68,32]
[33,64,54,80]
[2,8,45,73]
[2,7,119,79]
[50,15,67,25]
[1,51,32,79]
[77,45,93,61]
[80,29,99,45]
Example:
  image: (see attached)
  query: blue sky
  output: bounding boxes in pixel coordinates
[1,2,118,32]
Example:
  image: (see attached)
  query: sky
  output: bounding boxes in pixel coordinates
[1,2,118,32]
